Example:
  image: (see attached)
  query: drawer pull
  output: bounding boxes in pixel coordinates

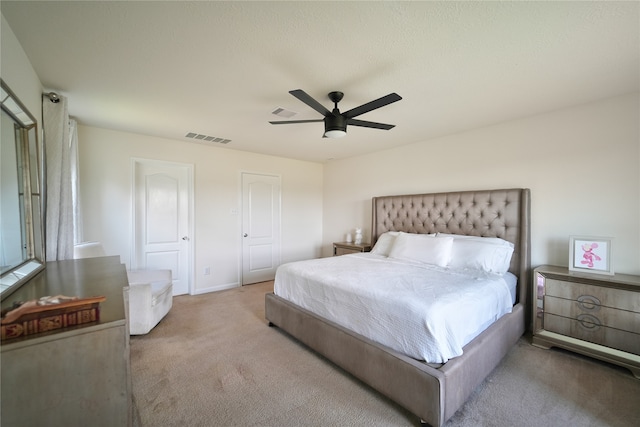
[577,313,601,330]
[577,295,601,310]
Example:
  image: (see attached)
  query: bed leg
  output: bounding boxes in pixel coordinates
[420,420,432,427]
[268,321,275,327]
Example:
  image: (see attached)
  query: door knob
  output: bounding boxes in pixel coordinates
[182,236,189,241]
[243,233,248,237]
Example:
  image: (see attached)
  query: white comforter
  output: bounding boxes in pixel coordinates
[274,253,515,363]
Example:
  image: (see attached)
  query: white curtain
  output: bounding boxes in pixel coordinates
[70,118,82,244]
[42,94,78,260]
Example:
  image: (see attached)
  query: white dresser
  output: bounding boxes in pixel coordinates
[532,265,640,378]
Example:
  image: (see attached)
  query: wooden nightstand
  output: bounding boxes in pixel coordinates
[333,242,371,256]
[532,265,640,378]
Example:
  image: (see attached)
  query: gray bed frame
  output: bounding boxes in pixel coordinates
[265,188,531,426]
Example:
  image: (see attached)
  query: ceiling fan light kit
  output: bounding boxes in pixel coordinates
[270,89,401,138]
[324,129,346,138]
[324,109,347,138]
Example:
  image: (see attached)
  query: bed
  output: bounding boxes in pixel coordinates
[265,188,531,426]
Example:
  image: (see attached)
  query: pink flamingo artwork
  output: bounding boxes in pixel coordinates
[580,242,601,268]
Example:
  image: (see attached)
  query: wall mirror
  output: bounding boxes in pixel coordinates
[1,79,45,301]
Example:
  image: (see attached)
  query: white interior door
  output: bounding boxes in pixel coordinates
[133,159,193,295]
[241,173,281,285]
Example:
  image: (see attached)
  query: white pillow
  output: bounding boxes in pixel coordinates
[448,238,514,274]
[370,231,400,256]
[388,233,453,267]
[437,233,514,247]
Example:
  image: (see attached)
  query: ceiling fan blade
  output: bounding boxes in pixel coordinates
[269,119,324,125]
[343,93,402,119]
[289,89,331,116]
[347,118,395,130]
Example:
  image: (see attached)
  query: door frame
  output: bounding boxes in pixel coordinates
[131,158,194,295]
[239,170,282,285]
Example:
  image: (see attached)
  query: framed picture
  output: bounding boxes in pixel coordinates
[569,236,614,275]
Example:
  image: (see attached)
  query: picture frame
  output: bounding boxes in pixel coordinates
[569,236,614,275]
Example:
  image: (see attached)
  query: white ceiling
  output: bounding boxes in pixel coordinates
[2,1,638,163]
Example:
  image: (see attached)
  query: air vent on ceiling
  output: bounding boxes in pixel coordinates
[185,132,231,144]
[271,107,297,118]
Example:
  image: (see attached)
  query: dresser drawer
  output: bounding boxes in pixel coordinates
[544,312,640,354]
[333,242,371,256]
[544,295,640,333]
[335,247,360,256]
[545,278,640,313]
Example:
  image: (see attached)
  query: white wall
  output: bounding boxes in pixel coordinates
[1,14,42,124]
[77,126,323,293]
[323,93,640,275]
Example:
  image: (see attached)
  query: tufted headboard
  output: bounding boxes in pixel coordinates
[371,188,531,305]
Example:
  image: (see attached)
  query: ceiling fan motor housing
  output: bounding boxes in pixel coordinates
[324,113,347,134]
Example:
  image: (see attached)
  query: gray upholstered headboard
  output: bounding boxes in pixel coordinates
[371,188,531,306]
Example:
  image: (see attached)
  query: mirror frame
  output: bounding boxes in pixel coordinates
[0,79,46,301]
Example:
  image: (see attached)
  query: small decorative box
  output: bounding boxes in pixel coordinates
[1,295,106,342]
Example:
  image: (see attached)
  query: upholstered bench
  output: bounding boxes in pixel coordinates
[125,269,173,335]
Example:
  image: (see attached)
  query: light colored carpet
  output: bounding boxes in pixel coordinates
[131,281,640,427]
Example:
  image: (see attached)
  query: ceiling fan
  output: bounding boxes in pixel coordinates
[269,89,402,138]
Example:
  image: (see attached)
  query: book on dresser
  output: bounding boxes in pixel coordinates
[532,265,640,379]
